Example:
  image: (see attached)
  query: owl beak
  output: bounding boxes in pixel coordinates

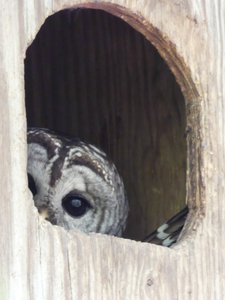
[38,206,50,220]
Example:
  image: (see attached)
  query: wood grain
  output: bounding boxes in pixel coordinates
[0,0,224,299]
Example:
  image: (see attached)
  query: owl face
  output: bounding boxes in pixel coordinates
[27,128,128,236]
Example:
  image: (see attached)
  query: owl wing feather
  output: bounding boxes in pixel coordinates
[143,206,188,247]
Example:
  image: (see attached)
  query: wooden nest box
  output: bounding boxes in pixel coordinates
[0,1,224,299]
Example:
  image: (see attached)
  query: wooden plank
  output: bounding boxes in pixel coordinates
[0,0,224,299]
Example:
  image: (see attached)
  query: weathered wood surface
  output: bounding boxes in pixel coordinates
[0,0,224,299]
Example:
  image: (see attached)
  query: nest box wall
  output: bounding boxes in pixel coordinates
[25,8,186,241]
[1,0,224,299]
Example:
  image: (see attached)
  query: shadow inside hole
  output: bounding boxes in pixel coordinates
[25,8,186,241]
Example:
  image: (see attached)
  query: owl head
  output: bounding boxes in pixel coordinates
[27,128,128,236]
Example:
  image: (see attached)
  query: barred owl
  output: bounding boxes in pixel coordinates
[27,127,188,246]
[27,127,128,236]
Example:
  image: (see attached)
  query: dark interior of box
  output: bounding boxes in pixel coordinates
[25,8,186,241]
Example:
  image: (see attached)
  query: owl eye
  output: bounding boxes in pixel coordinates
[28,173,37,196]
[62,194,92,217]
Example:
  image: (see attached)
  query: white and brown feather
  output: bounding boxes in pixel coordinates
[27,127,128,236]
[143,207,188,247]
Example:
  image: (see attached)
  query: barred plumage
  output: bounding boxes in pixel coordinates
[143,207,188,247]
[27,127,128,236]
[27,127,187,245]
